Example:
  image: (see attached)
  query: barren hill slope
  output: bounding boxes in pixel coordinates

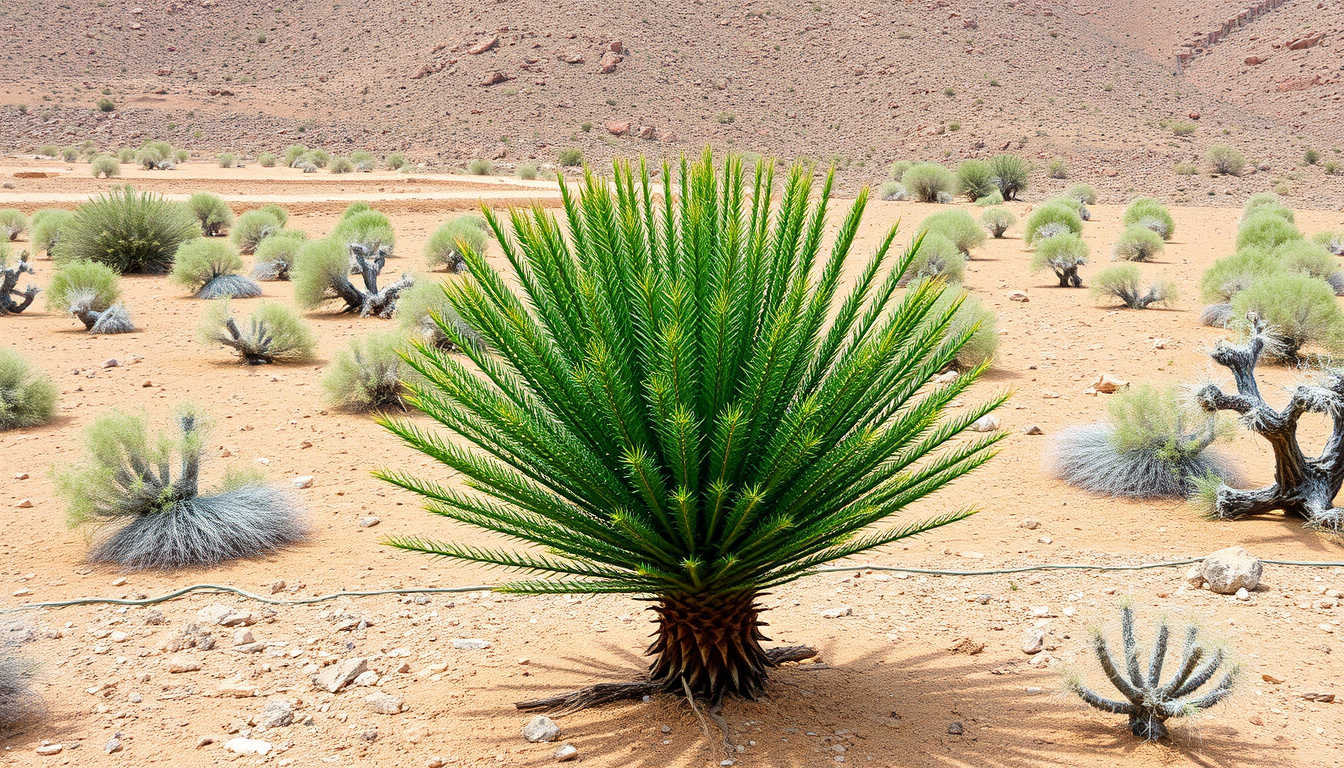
[0,0,1340,204]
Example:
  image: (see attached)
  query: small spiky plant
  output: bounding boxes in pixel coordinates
[397,280,482,351]
[57,187,199,272]
[293,238,413,317]
[0,647,41,733]
[0,349,58,431]
[919,210,986,256]
[169,239,261,299]
[1064,604,1237,741]
[378,153,1005,709]
[988,154,1030,200]
[1112,225,1165,262]
[0,247,40,315]
[0,209,28,241]
[55,405,308,569]
[187,192,235,237]
[250,230,307,281]
[980,207,1016,238]
[425,218,487,273]
[198,300,316,365]
[322,332,409,412]
[231,209,283,255]
[1047,385,1237,498]
[1090,265,1177,310]
[898,232,965,285]
[1024,202,1082,244]
[45,260,135,333]
[30,210,73,258]
[1122,198,1175,240]
[1030,233,1089,287]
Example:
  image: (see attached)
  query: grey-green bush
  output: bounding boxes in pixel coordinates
[397,280,482,352]
[980,207,1016,238]
[1236,211,1302,251]
[186,192,235,237]
[292,237,413,317]
[919,210,986,256]
[1241,192,1287,221]
[468,159,493,175]
[1207,144,1246,176]
[1112,225,1165,262]
[1024,202,1083,244]
[169,239,261,299]
[887,160,913,182]
[333,209,396,258]
[558,148,583,167]
[1122,198,1175,240]
[257,152,277,168]
[901,163,955,203]
[1047,158,1068,179]
[90,155,120,179]
[877,182,906,201]
[250,230,307,281]
[231,209,283,254]
[322,332,410,412]
[56,187,198,273]
[349,151,375,172]
[284,144,309,166]
[329,157,355,174]
[199,300,316,364]
[304,149,331,168]
[955,160,995,201]
[217,152,237,168]
[1312,229,1344,256]
[0,646,41,730]
[30,210,73,257]
[1091,264,1177,309]
[1230,272,1344,359]
[45,260,134,333]
[135,141,174,170]
[1065,184,1097,205]
[0,210,26,241]
[974,190,1004,207]
[515,162,539,180]
[55,405,307,568]
[899,232,964,285]
[1030,232,1089,287]
[0,246,39,315]
[928,284,998,370]
[1274,241,1344,294]
[0,348,57,431]
[425,218,487,273]
[384,152,407,170]
[988,154,1030,200]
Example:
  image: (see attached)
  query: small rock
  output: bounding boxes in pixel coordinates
[217,681,258,698]
[599,51,622,73]
[167,655,202,673]
[479,71,512,87]
[15,499,33,509]
[555,743,579,762]
[141,380,153,388]
[1185,563,1206,588]
[1019,519,1040,530]
[358,516,381,528]
[225,738,272,756]
[1153,338,1169,349]
[1200,546,1262,595]
[1007,290,1029,302]
[35,744,63,756]
[1023,424,1044,435]
[1261,673,1284,684]
[1235,587,1251,602]
[102,358,119,368]
[974,594,991,605]
[269,580,286,594]
[947,721,965,735]
[1302,692,1335,703]
[13,472,28,480]
[353,670,380,687]
[604,120,630,136]
[467,35,499,55]
[947,637,985,655]
[233,629,256,646]
[451,639,491,650]
[1089,373,1128,394]
[1021,627,1046,655]
[523,715,561,743]
[968,415,1000,433]
[256,699,294,729]
[312,657,369,693]
[104,736,123,754]
[365,692,404,714]
[819,606,852,619]
[291,475,314,489]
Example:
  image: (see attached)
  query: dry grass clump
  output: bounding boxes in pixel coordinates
[198,300,316,364]
[0,210,27,241]
[168,239,261,299]
[1091,264,1177,309]
[900,232,964,284]
[45,260,134,333]
[1207,144,1246,176]
[322,332,410,412]
[955,160,995,200]
[30,210,73,257]
[186,192,235,237]
[980,207,1016,238]
[988,154,1030,200]
[0,349,58,431]
[0,647,41,733]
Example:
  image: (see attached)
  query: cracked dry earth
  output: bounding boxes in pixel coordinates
[1,158,1343,767]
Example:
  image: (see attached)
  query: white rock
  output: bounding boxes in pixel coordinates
[1199,546,1262,595]
[15,499,33,509]
[225,738,272,756]
[819,606,852,619]
[35,744,63,755]
[555,743,579,762]
[311,657,369,693]
[358,516,381,528]
[451,639,491,650]
[1185,563,1206,588]
[167,655,202,673]
[291,475,314,489]
[1019,519,1040,530]
[1021,627,1046,655]
[1235,587,1251,601]
[365,692,404,714]
[523,715,561,743]
[1089,373,1128,394]
[968,415,1001,433]
[353,671,380,687]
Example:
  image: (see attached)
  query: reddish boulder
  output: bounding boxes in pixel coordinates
[604,120,630,136]
[635,125,656,140]
[467,35,499,55]
[599,51,622,74]
[1244,56,1266,65]
[479,71,513,87]
[1286,33,1324,50]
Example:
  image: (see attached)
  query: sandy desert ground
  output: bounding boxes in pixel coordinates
[1,157,1343,767]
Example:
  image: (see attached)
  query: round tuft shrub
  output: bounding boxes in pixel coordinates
[169,239,261,299]
[199,300,316,364]
[901,163,956,203]
[257,152,277,168]
[0,349,58,431]
[1112,224,1165,262]
[900,232,964,284]
[988,154,1030,200]
[1230,272,1344,359]
[231,209,283,254]
[30,210,74,257]
[1023,202,1083,244]
[250,230,307,281]
[0,210,27,241]
[329,157,355,174]
[1207,144,1246,176]
[1030,233,1089,287]
[90,155,120,179]
[919,210,986,256]
[955,160,995,201]
[1237,211,1302,251]
[1065,184,1097,205]
[186,192,235,237]
[425,217,487,273]
[980,207,1016,238]
[322,331,411,412]
[1122,198,1175,240]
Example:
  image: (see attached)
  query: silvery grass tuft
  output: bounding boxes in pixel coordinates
[0,246,40,315]
[898,232,964,285]
[0,646,41,733]
[55,405,308,569]
[377,152,1006,709]
[292,239,412,317]
[322,331,410,412]
[45,260,135,333]
[249,229,308,281]
[1090,264,1177,310]
[0,209,27,241]
[169,239,262,299]
[396,280,483,352]
[980,207,1015,238]
[1047,384,1237,498]
[1063,603,1236,741]
[425,217,487,273]
[0,349,58,431]
[198,300,316,365]
[919,210,985,257]
[1030,233,1089,287]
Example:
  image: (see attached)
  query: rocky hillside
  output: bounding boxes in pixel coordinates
[0,0,1340,204]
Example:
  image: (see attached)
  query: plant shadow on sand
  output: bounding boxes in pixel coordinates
[451,638,1284,767]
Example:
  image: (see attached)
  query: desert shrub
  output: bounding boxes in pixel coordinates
[292,237,412,316]
[515,162,539,180]
[1197,248,1280,327]
[0,647,41,731]
[169,239,261,299]
[1090,264,1177,309]
[60,146,79,162]
[304,149,331,168]
[1171,120,1197,136]
[250,230,307,281]
[342,201,372,220]
[1023,202,1083,244]
[384,151,407,170]
[1243,202,1294,225]
[468,159,493,175]
[135,140,174,170]
[558,148,583,167]
[1047,158,1068,179]
[38,145,58,158]
[257,152,276,167]
[0,210,26,241]
[929,285,998,369]
[329,157,355,174]
[1112,225,1165,262]
[1326,160,1341,176]
[322,332,410,412]
[1065,184,1097,205]
[955,160,995,200]
[980,207,1016,238]
[217,152,236,168]
[1236,211,1302,251]
[1207,143,1246,176]
[259,204,288,228]
[186,192,235,237]
[1312,229,1344,256]
[397,280,482,351]
[901,163,955,203]
[1174,162,1199,175]
[1231,272,1344,359]
[199,300,316,364]
[988,153,1030,200]
[56,187,198,273]
[919,210,985,256]
[284,144,309,166]
[1049,194,1091,221]
[45,260,134,333]
[116,147,135,163]
[1031,232,1089,287]
[1047,385,1236,498]
[230,209,283,254]
[90,155,120,179]
[349,150,375,172]
[173,150,189,164]
[1122,198,1175,240]
[1304,148,1320,166]
[887,160,913,181]
[900,232,964,285]
[334,209,396,257]
[1275,241,1344,293]
[0,349,57,431]
[877,182,906,201]
[425,217,486,273]
[30,210,73,257]
[55,405,307,569]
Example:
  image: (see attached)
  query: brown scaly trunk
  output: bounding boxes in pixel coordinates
[645,590,770,703]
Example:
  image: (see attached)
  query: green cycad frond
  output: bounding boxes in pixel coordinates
[378,150,1005,595]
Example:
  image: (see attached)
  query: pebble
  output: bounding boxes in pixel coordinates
[1023,424,1044,435]
[102,358,119,368]
[35,744,63,756]
[1235,587,1251,602]
[1021,627,1046,655]
[365,692,405,714]
[1019,519,1040,530]
[1006,290,1029,302]
[947,721,965,735]
[167,655,202,673]
[358,516,381,528]
[353,671,380,687]
[554,743,579,762]
[523,715,561,743]
[14,472,29,480]
[256,699,295,729]
[104,735,123,754]
[819,606,852,619]
[224,738,272,756]
[968,414,1000,432]
[451,639,491,650]
[291,475,314,489]
[15,499,33,509]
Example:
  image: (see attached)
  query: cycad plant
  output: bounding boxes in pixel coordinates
[55,405,308,568]
[45,260,135,333]
[378,153,1006,708]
